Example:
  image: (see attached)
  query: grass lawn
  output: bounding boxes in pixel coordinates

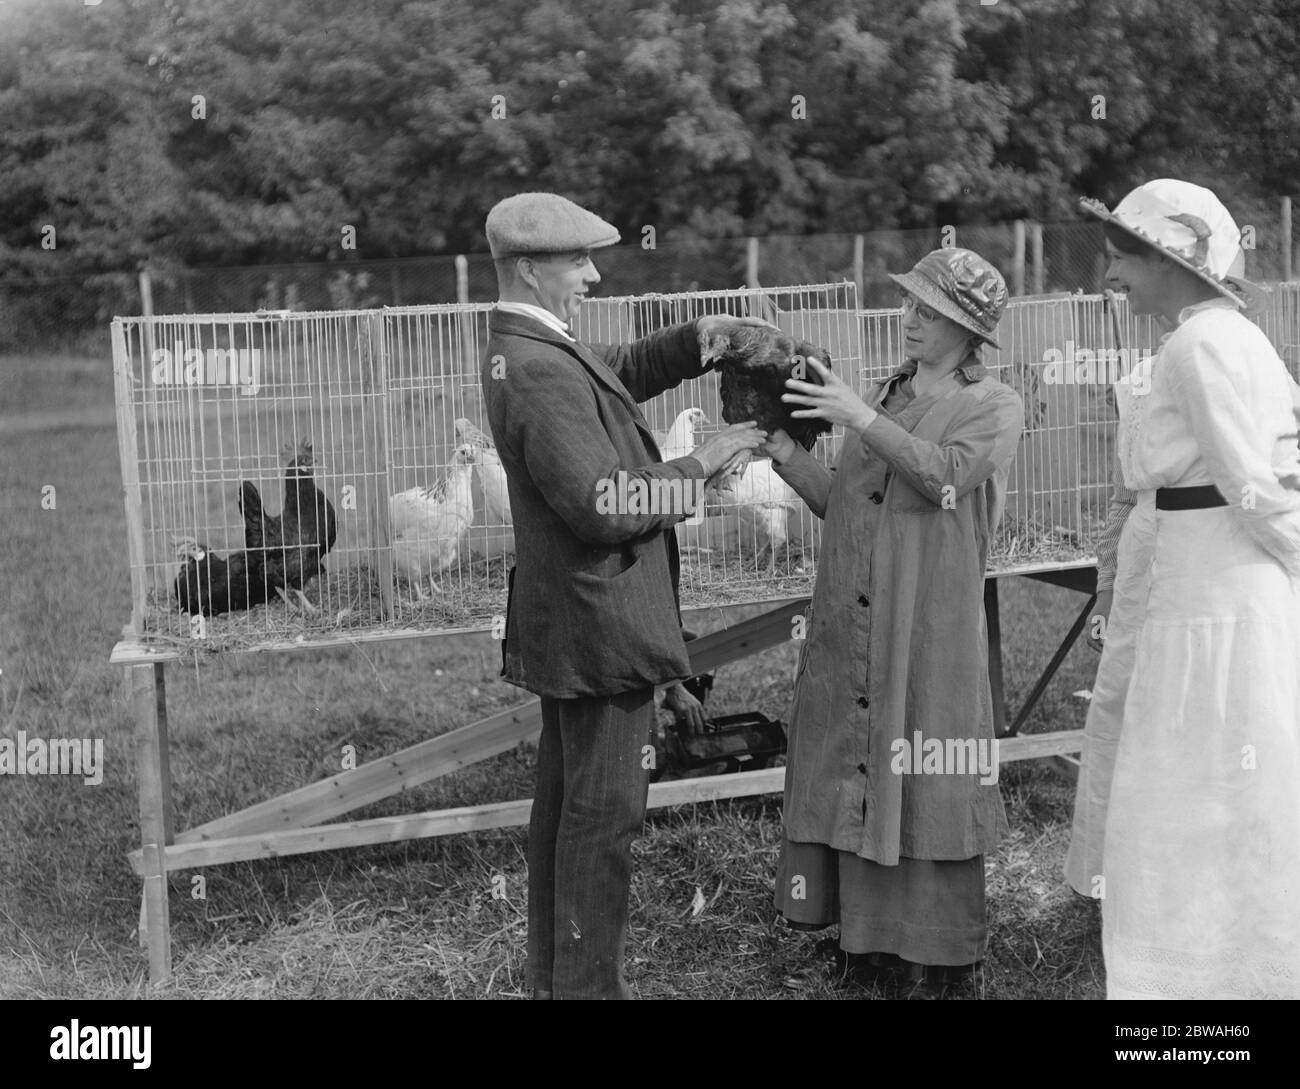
[0,352,1105,1000]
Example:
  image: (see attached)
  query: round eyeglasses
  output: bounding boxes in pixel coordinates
[899,293,940,323]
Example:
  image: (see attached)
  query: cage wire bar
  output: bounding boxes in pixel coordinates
[110,283,1300,655]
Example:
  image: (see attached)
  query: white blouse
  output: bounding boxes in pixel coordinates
[1116,297,1300,577]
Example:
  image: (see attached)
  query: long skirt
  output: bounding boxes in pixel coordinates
[1102,500,1300,999]
[1064,498,1156,896]
[776,838,986,965]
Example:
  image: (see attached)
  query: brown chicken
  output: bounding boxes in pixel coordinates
[700,326,834,451]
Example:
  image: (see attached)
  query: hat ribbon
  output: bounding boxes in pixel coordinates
[1165,212,1213,269]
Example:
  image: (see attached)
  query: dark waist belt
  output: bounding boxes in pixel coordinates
[1155,484,1227,511]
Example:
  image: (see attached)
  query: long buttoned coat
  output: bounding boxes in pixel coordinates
[481,309,709,699]
[776,360,1024,864]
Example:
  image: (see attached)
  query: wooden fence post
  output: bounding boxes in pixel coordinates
[745,237,760,289]
[1029,221,1045,295]
[455,255,469,304]
[1011,220,1027,296]
[852,234,865,303]
[1282,196,1293,282]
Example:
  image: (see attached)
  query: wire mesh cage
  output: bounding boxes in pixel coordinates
[979,292,1157,571]
[573,282,864,607]
[112,303,499,652]
[110,280,1300,654]
[1256,281,1300,378]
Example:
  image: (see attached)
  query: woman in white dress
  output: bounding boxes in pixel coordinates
[1063,461,1141,899]
[1079,179,1300,999]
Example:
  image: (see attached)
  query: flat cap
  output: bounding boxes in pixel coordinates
[485,192,620,258]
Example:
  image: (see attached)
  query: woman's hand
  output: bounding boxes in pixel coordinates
[758,428,797,466]
[782,355,877,432]
[1086,589,1114,652]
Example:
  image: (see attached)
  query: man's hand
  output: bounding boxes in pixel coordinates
[782,355,877,432]
[692,421,767,477]
[696,313,783,372]
[696,314,781,340]
[1086,589,1114,653]
[662,682,706,733]
[758,428,797,466]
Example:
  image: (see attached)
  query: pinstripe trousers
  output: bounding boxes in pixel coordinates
[526,688,654,999]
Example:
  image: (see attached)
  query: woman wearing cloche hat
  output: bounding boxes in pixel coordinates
[761,246,1024,996]
[1069,178,1300,1000]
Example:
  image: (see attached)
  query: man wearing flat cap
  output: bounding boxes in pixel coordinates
[481,192,769,999]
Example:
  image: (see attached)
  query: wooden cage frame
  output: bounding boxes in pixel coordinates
[113,585,1089,986]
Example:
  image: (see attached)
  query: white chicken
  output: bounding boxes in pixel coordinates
[389,443,479,599]
[660,406,718,524]
[659,406,793,565]
[659,406,709,462]
[709,450,798,573]
[454,416,511,526]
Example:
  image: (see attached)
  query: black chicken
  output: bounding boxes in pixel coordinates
[240,438,338,614]
[700,326,834,451]
[173,540,269,617]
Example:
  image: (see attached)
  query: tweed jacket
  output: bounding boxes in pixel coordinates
[481,308,710,698]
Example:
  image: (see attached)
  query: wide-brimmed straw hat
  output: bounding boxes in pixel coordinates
[1078,179,1262,310]
[888,248,1008,348]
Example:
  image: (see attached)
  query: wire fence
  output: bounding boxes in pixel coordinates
[138,222,1115,315]
[3,205,1296,356]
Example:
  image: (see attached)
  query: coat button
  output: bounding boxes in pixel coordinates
[869,491,884,504]
[857,763,868,774]
[857,593,869,606]
[857,696,869,708]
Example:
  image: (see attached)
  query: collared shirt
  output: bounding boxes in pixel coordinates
[873,355,985,422]
[893,355,989,384]
[494,301,574,341]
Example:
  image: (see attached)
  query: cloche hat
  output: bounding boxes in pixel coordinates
[888,248,1009,348]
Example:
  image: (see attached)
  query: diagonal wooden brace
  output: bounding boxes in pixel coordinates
[175,597,812,845]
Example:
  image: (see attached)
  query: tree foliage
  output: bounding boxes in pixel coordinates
[0,0,1295,280]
